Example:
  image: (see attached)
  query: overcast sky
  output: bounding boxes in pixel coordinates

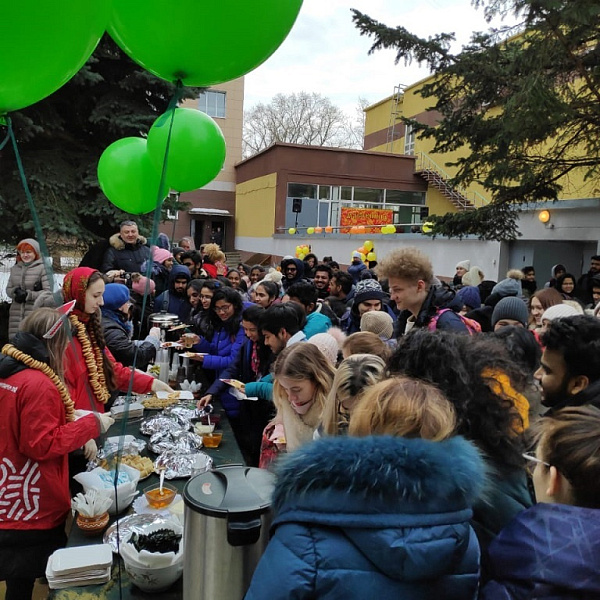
[244,0,512,115]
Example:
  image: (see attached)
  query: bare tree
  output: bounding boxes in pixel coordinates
[243,92,364,157]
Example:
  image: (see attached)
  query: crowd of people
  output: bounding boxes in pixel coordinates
[2,221,600,599]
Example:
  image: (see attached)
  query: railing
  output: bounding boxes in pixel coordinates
[415,152,488,209]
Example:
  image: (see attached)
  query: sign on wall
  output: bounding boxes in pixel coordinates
[340,207,394,233]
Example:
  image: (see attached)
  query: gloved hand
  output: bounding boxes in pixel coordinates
[151,379,175,394]
[33,280,42,292]
[95,413,115,434]
[83,439,98,461]
[13,287,28,303]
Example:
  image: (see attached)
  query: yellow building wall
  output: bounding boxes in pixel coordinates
[235,173,277,237]
[364,96,395,136]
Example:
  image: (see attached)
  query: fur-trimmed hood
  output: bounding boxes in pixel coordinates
[270,435,484,583]
[109,232,147,251]
[273,435,484,515]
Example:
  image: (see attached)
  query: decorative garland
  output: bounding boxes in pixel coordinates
[69,315,110,405]
[1,343,75,422]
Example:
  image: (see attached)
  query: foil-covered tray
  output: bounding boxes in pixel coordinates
[155,451,213,479]
[103,514,172,553]
[148,430,204,455]
[140,415,186,437]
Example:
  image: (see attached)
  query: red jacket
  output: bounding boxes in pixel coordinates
[64,339,154,412]
[0,369,99,530]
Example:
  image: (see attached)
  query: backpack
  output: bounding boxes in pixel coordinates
[428,308,481,335]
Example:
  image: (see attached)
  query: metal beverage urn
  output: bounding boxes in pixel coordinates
[183,465,275,600]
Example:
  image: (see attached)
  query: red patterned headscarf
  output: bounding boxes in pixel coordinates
[63,267,98,321]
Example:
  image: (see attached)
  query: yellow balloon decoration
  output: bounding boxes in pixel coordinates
[422,222,434,234]
[363,240,374,252]
[367,252,377,261]
[307,227,315,235]
[288,227,296,235]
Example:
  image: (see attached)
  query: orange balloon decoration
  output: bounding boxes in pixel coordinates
[325,226,333,233]
[315,226,323,234]
[357,246,366,254]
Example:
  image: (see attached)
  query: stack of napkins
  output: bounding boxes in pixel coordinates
[46,544,112,589]
[110,402,144,420]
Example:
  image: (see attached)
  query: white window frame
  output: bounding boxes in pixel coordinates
[198,91,226,118]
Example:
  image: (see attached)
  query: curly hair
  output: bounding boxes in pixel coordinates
[387,329,527,469]
[376,247,433,284]
[541,315,600,382]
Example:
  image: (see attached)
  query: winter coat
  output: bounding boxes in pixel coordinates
[395,285,469,336]
[101,312,159,372]
[101,233,151,273]
[303,310,331,339]
[6,258,50,339]
[154,264,192,322]
[0,332,99,531]
[245,435,484,600]
[194,322,246,416]
[347,260,367,283]
[481,503,600,599]
[64,335,154,413]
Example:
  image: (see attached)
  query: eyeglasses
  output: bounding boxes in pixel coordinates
[214,304,233,313]
[522,452,550,474]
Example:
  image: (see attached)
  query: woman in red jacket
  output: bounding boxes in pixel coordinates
[0,307,113,600]
[62,267,172,415]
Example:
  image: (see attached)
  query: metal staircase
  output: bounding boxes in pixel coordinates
[415,152,487,210]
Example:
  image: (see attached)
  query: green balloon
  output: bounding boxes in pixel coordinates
[147,108,226,192]
[108,0,303,86]
[0,0,110,114]
[98,137,168,215]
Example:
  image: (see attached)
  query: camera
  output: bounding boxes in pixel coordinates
[122,272,132,288]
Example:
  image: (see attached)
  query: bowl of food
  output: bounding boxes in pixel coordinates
[143,483,178,509]
[202,432,223,448]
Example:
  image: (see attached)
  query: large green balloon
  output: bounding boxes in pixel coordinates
[98,138,168,215]
[0,0,110,114]
[147,108,227,193]
[108,0,303,86]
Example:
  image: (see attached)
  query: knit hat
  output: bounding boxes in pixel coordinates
[132,275,156,296]
[17,238,41,260]
[491,296,529,328]
[172,246,185,257]
[456,260,471,271]
[491,277,522,298]
[354,279,385,305]
[102,283,131,311]
[352,251,362,260]
[457,286,481,311]
[541,303,580,323]
[152,247,173,264]
[461,266,485,287]
[307,332,340,366]
[360,310,394,339]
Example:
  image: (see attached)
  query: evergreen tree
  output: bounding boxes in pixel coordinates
[0,35,195,249]
[353,1,600,241]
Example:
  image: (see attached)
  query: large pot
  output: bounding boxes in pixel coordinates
[183,465,274,600]
[148,312,180,342]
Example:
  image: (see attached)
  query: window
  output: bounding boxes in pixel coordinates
[198,91,226,118]
[404,123,415,155]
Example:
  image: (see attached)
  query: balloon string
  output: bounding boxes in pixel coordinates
[118,79,183,442]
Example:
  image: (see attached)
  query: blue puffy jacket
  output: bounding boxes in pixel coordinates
[245,435,484,600]
[195,324,245,416]
[481,503,600,599]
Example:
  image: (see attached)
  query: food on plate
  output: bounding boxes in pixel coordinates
[167,392,180,400]
[142,395,180,410]
[129,528,181,553]
[220,378,245,390]
[99,455,155,479]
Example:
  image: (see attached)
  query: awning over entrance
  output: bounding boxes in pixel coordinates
[188,208,232,217]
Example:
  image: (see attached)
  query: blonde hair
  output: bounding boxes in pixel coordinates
[18,307,69,379]
[321,354,385,436]
[342,331,390,360]
[272,344,336,417]
[537,406,600,509]
[349,376,456,441]
[376,247,433,284]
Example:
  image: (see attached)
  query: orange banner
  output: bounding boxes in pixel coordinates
[340,207,393,233]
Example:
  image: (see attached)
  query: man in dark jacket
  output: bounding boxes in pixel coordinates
[377,247,469,336]
[101,220,151,274]
[576,254,600,305]
[154,264,192,322]
[535,315,600,412]
[280,257,309,294]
